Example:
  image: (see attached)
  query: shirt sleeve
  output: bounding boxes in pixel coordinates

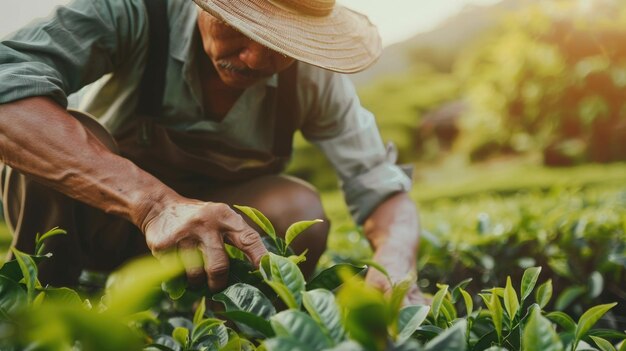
[299,66,412,224]
[0,0,147,107]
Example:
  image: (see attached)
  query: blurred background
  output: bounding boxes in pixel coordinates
[2,0,626,320]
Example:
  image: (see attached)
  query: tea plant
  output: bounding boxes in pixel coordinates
[0,207,625,350]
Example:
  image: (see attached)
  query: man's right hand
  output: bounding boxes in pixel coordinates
[140,199,267,291]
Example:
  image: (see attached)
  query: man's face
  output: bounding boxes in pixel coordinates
[197,10,295,89]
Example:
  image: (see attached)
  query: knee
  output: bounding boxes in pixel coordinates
[254,178,329,252]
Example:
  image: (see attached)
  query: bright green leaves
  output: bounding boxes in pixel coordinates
[423,320,467,351]
[590,336,618,351]
[306,263,366,291]
[261,253,306,309]
[504,276,520,322]
[104,253,184,315]
[459,288,473,317]
[212,283,276,338]
[397,305,430,344]
[234,205,276,240]
[522,305,563,351]
[336,274,388,351]
[302,289,346,343]
[11,247,39,302]
[235,205,323,256]
[536,279,553,309]
[431,284,449,322]
[0,275,27,318]
[285,219,324,247]
[270,310,333,350]
[520,266,541,304]
[480,290,504,344]
[34,227,66,256]
[574,303,618,350]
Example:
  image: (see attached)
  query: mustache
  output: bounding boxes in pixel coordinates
[215,60,258,78]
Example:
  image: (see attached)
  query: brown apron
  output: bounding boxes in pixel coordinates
[1,0,300,286]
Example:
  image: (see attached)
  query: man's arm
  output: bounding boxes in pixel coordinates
[363,192,424,304]
[0,97,267,290]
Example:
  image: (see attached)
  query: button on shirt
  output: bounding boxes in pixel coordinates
[0,0,412,224]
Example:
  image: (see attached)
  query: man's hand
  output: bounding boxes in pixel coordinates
[363,192,428,306]
[365,243,428,306]
[141,199,268,291]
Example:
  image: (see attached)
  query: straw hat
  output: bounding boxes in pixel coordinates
[191,0,382,73]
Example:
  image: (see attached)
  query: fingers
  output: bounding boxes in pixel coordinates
[223,227,267,267]
[198,236,230,292]
[178,238,205,286]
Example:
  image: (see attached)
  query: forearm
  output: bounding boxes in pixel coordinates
[0,96,178,229]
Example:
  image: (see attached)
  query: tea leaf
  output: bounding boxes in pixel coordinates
[450,278,473,303]
[522,305,563,351]
[212,283,276,338]
[219,311,274,338]
[193,297,206,325]
[11,247,38,302]
[336,274,388,351]
[0,275,27,316]
[161,274,187,300]
[306,263,366,291]
[267,253,305,307]
[288,250,308,266]
[41,287,82,306]
[590,336,617,351]
[431,284,449,321]
[575,303,618,347]
[490,291,504,343]
[35,227,67,255]
[545,311,576,332]
[504,276,520,322]
[285,219,323,248]
[323,340,366,351]
[172,327,188,348]
[212,283,276,318]
[440,298,458,323]
[265,280,299,310]
[234,205,276,240]
[536,279,553,309]
[270,310,332,350]
[460,288,473,316]
[397,305,430,344]
[423,320,467,351]
[105,253,184,315]
[389,278,413,334]
[263,336,313,351]
[520,266,541,303]
[302,289,346,343]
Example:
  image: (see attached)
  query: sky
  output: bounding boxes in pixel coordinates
[1,0,502,47]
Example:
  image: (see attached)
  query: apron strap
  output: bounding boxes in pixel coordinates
[273,63,299,158]
[137,0,169,119]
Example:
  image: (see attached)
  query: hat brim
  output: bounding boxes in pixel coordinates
[192,0,382,73]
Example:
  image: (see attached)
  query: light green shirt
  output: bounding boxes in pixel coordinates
[0,0,411,223]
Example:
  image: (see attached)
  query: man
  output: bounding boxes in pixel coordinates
[0,0,421,303]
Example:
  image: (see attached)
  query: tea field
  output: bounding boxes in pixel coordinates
[1,162,625,350]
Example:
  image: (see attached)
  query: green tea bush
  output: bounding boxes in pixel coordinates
[416,184,626,323]
[1,208,625,350]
